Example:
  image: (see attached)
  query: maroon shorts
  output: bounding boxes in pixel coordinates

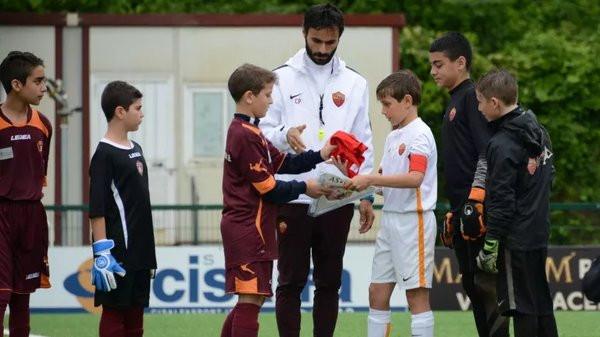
[225,260,273,297]
[0,199,50,293]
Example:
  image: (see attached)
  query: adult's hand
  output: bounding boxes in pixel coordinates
[287,124,307,153]
[358,199,375,234]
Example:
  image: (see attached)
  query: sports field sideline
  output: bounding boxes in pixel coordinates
[5,311,598,336]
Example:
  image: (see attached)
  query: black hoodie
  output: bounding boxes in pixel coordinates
[485,106,554,250]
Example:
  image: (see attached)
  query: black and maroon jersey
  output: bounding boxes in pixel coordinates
[0,106,52,201]
[221,116,287,268]
[89,139,156,271]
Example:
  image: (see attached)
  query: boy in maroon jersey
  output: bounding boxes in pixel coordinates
[0,51,52,337]
[220,63,335,337]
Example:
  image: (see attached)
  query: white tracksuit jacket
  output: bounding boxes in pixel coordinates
[260,48,374,204]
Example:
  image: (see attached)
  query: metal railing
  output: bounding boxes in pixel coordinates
[46,203,600,246]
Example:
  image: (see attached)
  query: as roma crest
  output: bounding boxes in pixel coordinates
[278,221,287,234]
[398,143,406,156]
[136,160,144,176]
[448,107,457,121]
[527,157,538,175]
[332,91,345,107]
[37,140,43,153]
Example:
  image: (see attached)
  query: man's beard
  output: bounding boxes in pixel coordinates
[305,42,336,66]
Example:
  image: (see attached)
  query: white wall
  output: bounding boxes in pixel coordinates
[88,26,393,206]
[0,24,392,210]
[0,26,56,205]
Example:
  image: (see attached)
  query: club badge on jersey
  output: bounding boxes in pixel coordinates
[332,91,345,107]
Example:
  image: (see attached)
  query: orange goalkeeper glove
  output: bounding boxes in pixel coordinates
[460,187,486,240]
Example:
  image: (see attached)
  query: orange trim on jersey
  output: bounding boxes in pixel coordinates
[234,276,258,294]
[255,199,265,243]
[40,274,51,288]
[240,263,256,275]
[0,109,49,138]
[0,116,11,131]
[241,123,266,146]
[29,109,49,137]
[252,175,276,195]
[241,123,261,135]
[415,187,425,288]
[409,154,427,174]
[249,158,269,174]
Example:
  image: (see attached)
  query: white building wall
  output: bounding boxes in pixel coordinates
[0,26,57,206]
[86,26,393,207]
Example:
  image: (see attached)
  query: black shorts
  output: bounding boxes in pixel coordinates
[95,269,152,308]
[497,247,553,316]
[451,211,484,273]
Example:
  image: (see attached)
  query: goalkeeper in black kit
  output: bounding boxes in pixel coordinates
[474,69,558,337]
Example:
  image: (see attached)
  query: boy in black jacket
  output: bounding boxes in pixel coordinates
[475,69,558,337]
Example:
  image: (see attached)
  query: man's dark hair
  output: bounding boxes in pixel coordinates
[476,69,518,105]
[0,51,45,94]
[376,70,422,105]
[303,3,345,37]
[101,81,143,122]
[429,32,473,70]
[228,63,277,103]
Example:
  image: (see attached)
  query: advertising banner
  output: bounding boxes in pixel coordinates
[431,246,600,311]
[30,246,598,313]
[30,245,407,313]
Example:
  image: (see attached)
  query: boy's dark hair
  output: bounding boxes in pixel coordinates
[101,81,143,122]
[228,63,277,103]
[0,51,45,94]
[303,3,345,37]
[476,69,518,105]
[376,70,422,105]
[429,32,472,71]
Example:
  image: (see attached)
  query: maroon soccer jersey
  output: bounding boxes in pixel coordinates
[221,117,286,268]
[0,106,52,201]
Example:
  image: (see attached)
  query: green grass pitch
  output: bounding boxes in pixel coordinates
[8,311,598,336]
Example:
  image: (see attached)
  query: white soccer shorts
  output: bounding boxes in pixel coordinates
[371,210,436,289]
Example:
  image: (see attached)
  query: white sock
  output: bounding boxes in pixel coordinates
[367,308,391,337]
[411,311,434,337]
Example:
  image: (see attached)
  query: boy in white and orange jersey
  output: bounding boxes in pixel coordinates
[345,70,437,337]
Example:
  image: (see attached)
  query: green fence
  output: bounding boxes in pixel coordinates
[46,203,600,246]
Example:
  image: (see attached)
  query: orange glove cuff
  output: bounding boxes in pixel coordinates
[468,187,485,203]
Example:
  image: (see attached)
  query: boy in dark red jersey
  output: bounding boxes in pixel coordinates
[89,81,156,337]
[220,63,335,337]
[0,51,52,337]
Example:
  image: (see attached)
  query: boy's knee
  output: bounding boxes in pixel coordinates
[406,288,431,314]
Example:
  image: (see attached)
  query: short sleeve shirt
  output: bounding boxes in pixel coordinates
[221,117,286,268]
[0,106,52,200]
[380,118,437,213]
[89,138,156,270]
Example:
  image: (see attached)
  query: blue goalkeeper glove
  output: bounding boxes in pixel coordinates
[91,239,126,292]
[476,238,499,274]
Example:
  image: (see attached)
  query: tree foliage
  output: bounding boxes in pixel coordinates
[3,0,599,242]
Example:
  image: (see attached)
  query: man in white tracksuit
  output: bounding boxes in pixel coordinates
[260,4,375,337]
